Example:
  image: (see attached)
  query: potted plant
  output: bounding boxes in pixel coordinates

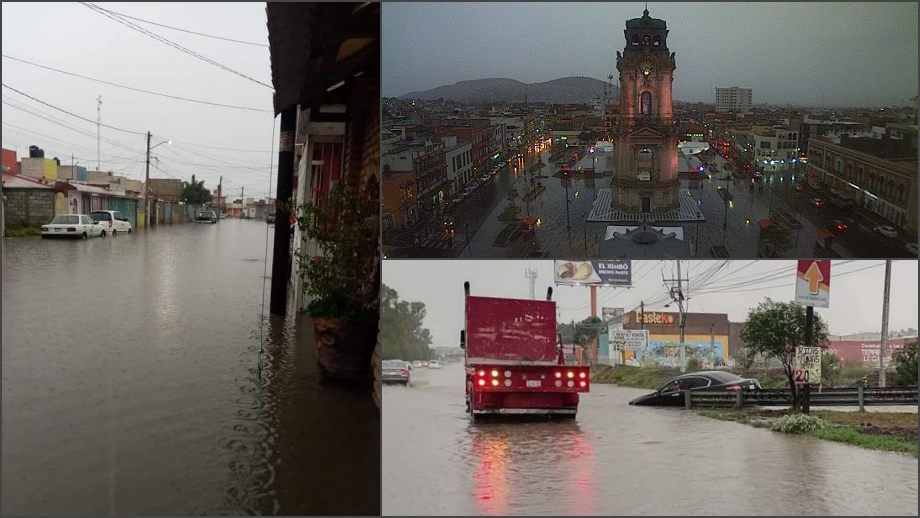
[294,181,379,383]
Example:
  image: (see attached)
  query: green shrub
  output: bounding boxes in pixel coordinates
[770,414,826,434]
[893,342,917,387]
[685,356,702,372]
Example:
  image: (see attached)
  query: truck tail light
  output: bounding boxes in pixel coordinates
[491,369,499,377]
[478,379,485,386]
[478,370,485,377]
[579,371,587,379]
[504,379,512,387]
[580,381,587,388]
[491,379,499,387]
[567,371,575,379]
[554,372,562,379]
[567,381,575,388]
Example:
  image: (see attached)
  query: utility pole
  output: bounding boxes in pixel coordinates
[524,268,538,300]
[217,176,222,217]
[665,260,688,372]
[241,186,244,218]
[709,323,715,368]
[144,131,151,228]
[640,301,645,330]
[97,95,102,172]
[879,259,892,388]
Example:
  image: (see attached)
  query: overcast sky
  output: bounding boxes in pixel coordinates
[383,260,918,348]
[382,2,919,107]
[2,2,277,200]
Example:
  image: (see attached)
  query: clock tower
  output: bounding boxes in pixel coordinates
[612,8,679,215]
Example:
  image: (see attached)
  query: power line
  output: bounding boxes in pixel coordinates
[94,7,269,47]
[2,84,145,135]
[1,98,145,154]
[2,55,272,112]
[82,2,273,90]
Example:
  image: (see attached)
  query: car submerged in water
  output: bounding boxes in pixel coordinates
[628,371,762,406]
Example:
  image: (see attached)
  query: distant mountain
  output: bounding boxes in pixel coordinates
[399,77,616,104]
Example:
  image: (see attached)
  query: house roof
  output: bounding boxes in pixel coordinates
[266,2,379,114]
[2,173,53,189]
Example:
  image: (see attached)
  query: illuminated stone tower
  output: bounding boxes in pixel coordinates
[612,8,679,214]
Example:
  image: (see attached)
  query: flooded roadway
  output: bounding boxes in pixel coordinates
[383,363,918,516]
[2,220,379,516]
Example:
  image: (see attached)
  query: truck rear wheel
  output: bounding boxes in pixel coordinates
[467,387,479,421]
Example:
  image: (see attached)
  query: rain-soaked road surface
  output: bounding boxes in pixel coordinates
[2,220,379,516]
[383,363,918,516]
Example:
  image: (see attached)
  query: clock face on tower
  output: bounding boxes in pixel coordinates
[640,62,652,77]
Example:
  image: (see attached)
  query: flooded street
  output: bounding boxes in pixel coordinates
[383,363,918,516]
[2,220,379,516]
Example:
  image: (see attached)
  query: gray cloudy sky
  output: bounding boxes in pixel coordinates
[383,260,918,348]
[2,2,277,199]
[383,2,919,107]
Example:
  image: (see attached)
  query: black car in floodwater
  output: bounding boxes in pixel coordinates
[196,210,218,224]
[629,371,761,406]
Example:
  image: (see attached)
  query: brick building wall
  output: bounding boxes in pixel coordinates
[4,189,55,228]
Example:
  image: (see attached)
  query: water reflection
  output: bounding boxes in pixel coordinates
[2,221,378,516]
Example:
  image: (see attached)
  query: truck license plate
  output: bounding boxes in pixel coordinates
[526,380,541,388]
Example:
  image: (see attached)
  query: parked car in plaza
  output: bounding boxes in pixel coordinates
[42,214,105,239]
[629,371,762,406]
[90,210,133,236]
[382,360,410,386]
[810,197,825,208]
[874,225,898,238]
[196,210,219,223]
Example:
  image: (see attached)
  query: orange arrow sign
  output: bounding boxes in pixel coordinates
[804,262,823,294]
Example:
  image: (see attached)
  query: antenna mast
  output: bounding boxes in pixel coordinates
[96,95,102,171]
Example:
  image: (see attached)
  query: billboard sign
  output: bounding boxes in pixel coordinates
[554,260,631,287]
[794,346,822,385]
[794,260,830,308]
[611,330,649,351]
[602,307,625,326]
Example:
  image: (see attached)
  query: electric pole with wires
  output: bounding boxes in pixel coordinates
[664,260,688,372]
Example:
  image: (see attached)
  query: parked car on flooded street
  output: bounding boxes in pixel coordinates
[41,214,105,239]
[90,210,132,235]
[382,360,410,386]
[628,371,762,406]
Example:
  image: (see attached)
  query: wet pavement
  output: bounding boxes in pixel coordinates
[2,220,379,516]
[383,363,918,516]
[387,147,916,259]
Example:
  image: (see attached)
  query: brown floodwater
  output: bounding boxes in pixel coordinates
[383,363,918,516]
[2,220,379,515]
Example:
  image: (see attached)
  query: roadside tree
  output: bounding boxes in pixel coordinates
[740,299,828,412]
[381,284,432,361]
[893,341,917,387]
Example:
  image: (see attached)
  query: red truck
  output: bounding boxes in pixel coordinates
[461,282,589,419]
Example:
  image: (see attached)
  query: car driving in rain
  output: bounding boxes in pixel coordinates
[382,360,410,386]
[628,371,762,406]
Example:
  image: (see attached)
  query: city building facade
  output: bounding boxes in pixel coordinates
[807,135,917,233]
[715,87,752,113]
[752,127,799,172]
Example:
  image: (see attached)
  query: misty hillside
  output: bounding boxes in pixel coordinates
[400,77,616,104]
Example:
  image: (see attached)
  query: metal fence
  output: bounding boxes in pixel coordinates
[686,386,919,411]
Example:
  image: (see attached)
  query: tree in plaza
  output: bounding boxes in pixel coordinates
[381,284,433,361]
[181,174,212,205]
[740,299,828,412]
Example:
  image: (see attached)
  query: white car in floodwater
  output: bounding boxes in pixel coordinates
[41,214,105,239]
[428,360,440,369]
